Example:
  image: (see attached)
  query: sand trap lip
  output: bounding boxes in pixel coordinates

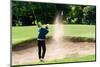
[12,39,95,65]
[12,37,95,51]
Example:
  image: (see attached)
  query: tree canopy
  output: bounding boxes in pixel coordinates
[12,1,96,26]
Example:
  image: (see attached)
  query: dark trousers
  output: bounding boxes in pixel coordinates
[37,40,46,59]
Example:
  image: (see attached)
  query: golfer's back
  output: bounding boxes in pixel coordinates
[38,28,48,39]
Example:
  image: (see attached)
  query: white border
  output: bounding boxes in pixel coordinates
[0,0,99,67]
[17,0,96,5]
[0,0,10,67]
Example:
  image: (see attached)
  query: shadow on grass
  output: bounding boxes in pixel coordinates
[64,36,95,42]
[12,38,37,51]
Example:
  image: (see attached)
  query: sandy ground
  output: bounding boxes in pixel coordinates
[12,40,95,65]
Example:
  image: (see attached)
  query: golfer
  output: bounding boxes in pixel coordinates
[37,24,49,62]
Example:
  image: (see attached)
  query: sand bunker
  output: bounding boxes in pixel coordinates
[12,40,95,65]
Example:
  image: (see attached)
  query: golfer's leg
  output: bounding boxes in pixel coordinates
[42,41,46,59]
[38,40,41,59]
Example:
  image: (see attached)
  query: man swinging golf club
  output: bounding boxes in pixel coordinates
[37,23,49,62]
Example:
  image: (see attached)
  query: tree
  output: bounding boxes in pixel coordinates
[83,6,96,24]
[12,1,96,26]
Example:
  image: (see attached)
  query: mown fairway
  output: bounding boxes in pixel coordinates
[12,24,95,45]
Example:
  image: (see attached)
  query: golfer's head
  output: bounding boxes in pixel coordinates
[45,26,48,29]
[45,24,49,29]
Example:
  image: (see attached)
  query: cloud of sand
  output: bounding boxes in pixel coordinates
[52,13,64,44]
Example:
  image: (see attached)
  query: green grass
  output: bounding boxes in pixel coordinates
[12,24,95,45]
[12,26,37,44]
[12,55,96,66]
[64,25,95,38]
[32,55,96,64]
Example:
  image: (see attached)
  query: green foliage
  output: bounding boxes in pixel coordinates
[12,1,96,26]
[83,6,96,24]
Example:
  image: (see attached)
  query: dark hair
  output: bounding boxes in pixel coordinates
[37,24,41,28]
[45,26,48,29]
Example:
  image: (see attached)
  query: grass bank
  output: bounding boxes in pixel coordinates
[12,25,95,45]
[12,55,96,67]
